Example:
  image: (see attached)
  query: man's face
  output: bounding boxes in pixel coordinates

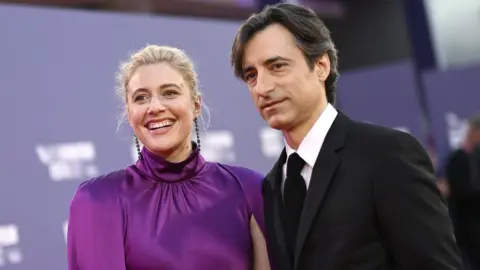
[241,24,330,131]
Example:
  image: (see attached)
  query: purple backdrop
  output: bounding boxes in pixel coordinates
[0,3,437,270]
[337,61,425,141]
[0,3,276,269]
[423,65,480,164]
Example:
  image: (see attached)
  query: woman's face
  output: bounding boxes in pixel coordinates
[126,63,200,161]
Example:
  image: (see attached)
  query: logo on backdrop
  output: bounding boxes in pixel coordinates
[445,112,468,150]
[200,130,236,162]
[259,127,283,158]
[0,224,22,267]
[35,141,99,182]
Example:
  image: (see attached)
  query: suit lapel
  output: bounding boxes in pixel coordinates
[265,149,291,267]
[294,113,350,268]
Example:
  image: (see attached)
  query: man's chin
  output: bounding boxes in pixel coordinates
[266,116,291,131]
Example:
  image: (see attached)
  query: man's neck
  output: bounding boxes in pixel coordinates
[283,102,328,150]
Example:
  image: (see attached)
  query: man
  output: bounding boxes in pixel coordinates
[230,3,462,270]
[447,115,480,269]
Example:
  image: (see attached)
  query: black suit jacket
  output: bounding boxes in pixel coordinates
[446,148,480,225]
[263,113,463,270]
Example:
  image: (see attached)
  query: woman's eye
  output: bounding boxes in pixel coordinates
[134,95,148,102]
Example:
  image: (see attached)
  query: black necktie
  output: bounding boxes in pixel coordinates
[283,152,307,256]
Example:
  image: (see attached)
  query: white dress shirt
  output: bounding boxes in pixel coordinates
[282,103,338,191]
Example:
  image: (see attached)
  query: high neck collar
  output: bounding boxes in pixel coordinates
[136,142,206,182]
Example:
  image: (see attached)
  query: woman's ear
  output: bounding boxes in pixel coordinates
[125,106,133,127]
[194,95,202,118]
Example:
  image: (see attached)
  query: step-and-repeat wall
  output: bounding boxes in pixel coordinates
[423,66,480,163]
[0,3,478,270]
[337,61,424,139]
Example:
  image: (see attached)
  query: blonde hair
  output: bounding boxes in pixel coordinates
[116,44,208,129]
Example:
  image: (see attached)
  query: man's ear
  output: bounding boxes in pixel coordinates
[314,52,331,83]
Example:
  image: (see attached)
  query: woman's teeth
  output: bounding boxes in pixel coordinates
[148,120,174,130]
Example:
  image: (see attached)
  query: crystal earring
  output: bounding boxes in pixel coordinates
[134,135,141,160]
[194,118,201,151]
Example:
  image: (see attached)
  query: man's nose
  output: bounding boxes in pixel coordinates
[147,97,166,114]
[254,73,275,96]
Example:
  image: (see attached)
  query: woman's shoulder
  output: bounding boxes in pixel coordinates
[212,163,265,198]
[214,163,265,184]
[70,169,127,209]
[214,163,266,228]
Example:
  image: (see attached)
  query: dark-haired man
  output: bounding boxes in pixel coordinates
[231,3,462,270]
[447,115,480,270]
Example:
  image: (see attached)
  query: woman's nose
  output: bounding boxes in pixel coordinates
[147,98,166,114]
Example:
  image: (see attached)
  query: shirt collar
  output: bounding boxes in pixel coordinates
[285,103,338,167]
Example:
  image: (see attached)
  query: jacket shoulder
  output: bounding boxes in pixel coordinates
[349,120,421,150]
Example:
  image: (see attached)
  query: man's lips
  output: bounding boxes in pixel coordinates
[260,99,284,110]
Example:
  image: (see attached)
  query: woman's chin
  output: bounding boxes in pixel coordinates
[143,132,176,151]
[146,144,174,155]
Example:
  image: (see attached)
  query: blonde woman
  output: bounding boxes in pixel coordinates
[67,45,270,270]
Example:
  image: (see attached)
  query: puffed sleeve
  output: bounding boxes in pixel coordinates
[220,164,272,269]
[239,168,266,234]
[67,180,126,270]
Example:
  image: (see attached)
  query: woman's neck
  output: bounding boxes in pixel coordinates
[153,139,193,163]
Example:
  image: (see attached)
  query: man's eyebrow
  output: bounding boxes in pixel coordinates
[242,56,292,76]
[264,56,292,65]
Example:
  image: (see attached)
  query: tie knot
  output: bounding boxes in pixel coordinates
[287,152,305,178]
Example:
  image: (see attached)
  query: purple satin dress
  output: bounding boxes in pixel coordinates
[67,146,265,270]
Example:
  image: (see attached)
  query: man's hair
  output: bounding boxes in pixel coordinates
[230,3,339,104]
[469,114,480,131]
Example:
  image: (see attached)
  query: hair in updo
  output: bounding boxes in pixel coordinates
[115,44,209,129]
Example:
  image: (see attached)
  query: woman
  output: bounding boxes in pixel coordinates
[67,45,270,270]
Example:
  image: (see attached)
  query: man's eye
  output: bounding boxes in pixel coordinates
[244,73,256,81]
[272,63,286,69]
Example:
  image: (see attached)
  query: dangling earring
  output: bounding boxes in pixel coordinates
[194,118,201,151]
[134,135,141,160]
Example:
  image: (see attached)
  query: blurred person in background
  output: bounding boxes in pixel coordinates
[446,114,480,270]
[231,3,462,270]
[67,45,270,270]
